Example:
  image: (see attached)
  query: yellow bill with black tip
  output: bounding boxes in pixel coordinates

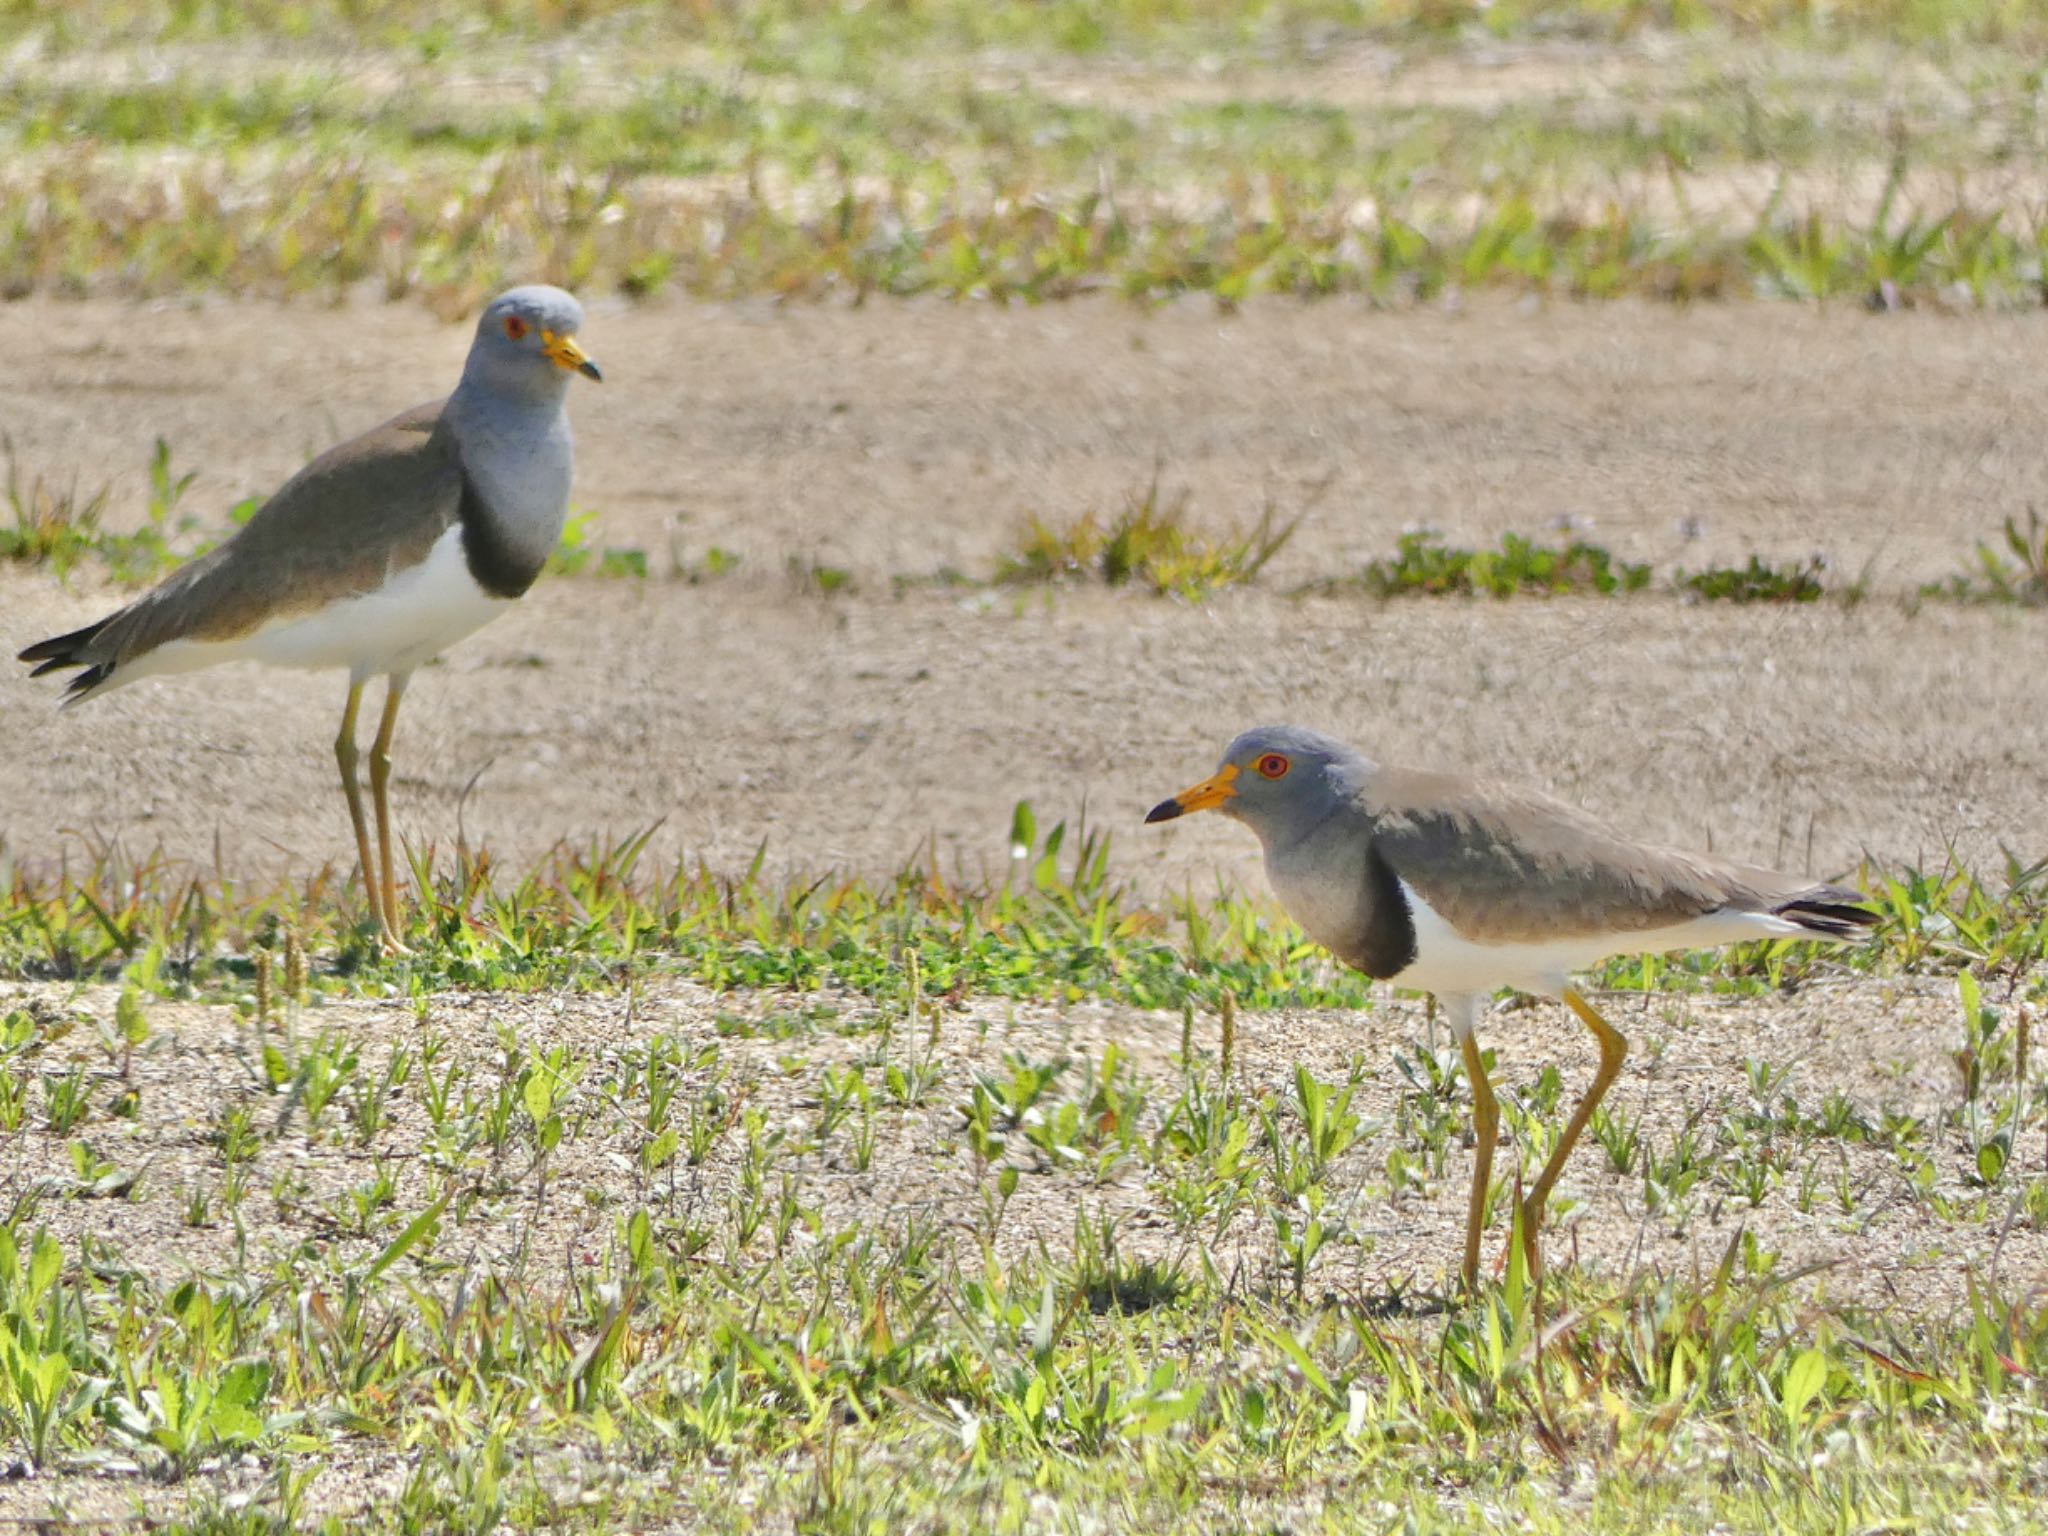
[542,329,602,380]
[1144,762,1239,823]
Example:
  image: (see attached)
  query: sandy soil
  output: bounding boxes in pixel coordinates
[3,294,2045,896]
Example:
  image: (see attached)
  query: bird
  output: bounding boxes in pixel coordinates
[17,285,602,954]
[1145,724,1875,1290]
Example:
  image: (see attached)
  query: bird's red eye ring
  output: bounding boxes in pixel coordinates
[503,315,529,341]
[1255,753,1290,780]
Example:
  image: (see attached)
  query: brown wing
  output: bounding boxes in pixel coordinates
[1361,768,1811,944]
[19,403,462,696]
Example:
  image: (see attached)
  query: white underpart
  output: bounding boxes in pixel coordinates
[1394,875,1807,1005]
[107,524,505,689]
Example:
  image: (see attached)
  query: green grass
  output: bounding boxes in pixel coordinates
[1310,532,1866,607]
[11,0,2048,54]
[1,1159,2043,1531]
[0,810,1373,1009]
[3,809,2047,1528]
[6,4,2048,307]
[1335,529,1654,598]
[15,128,2048,312]
[3,792,2044,1012]
[548,512,742,583]
[0,442,707,590]
[1,832,2046,1530]
[1,442,112,575]
[1676,552,1830,604]
[547,509,655,580]
[2,437,235,585]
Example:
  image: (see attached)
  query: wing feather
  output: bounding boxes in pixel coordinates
[1360,769,1842,943]
[17,402,463,698]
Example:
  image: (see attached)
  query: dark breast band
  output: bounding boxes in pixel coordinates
[457,467,549,599]
[1351,845,1419,980]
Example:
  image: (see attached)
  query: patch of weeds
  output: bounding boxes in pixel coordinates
[1920,509,2048,607]
[39,1066,93,1135]
[1951,969,2033,1189]
[788,555,854,595]
[549,509,649,579]
[3,438,256,587]
[15,109,2048,311]
[0,820,2028,1063]
[1335,530,1651,599]
[16,0,2048,53]
[1678,553,1828,603]
[551,512,743,582]
[1067,1211,1189,1315]
[998,477,1301,600]
[1589,1100,1643,1175]
[1643,1111,1716,1227]
[1865,856,2048,978]
[1,442,113,577]
[675,544,742,583]
[108,437,221,584]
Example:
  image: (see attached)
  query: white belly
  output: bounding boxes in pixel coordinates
[1392,877,1805,999]
[125,524,509,685]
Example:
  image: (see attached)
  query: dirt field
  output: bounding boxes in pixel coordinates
[3,294,2045,895]
[0,954,2035,1526]
[0,967,2020,1311]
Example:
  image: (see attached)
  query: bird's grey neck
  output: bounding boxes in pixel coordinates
[1258,789,1415,980]
[1263,770,1354,855]
[446,385,573,536]
[444,384,574,599]
[456,352,573,409]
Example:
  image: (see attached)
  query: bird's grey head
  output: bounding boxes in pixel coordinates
[461,285,602,402]
[1145,724,1367,846]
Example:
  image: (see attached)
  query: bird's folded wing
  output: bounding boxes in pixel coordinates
[75,403,465,669]
[1361,769,1783,944]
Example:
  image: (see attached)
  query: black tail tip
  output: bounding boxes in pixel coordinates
[1779,897,1881,940]
[19,617,109,666]
[18,618,115,700]
[60,663,115,700]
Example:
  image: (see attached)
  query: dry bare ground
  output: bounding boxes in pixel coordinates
[4,295,2046,890]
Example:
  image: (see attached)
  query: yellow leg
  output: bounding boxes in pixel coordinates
[1518,986,1628,1279]
[367,674,410,955]
[1460,1030,1499,1293]
[334,681,384,940]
